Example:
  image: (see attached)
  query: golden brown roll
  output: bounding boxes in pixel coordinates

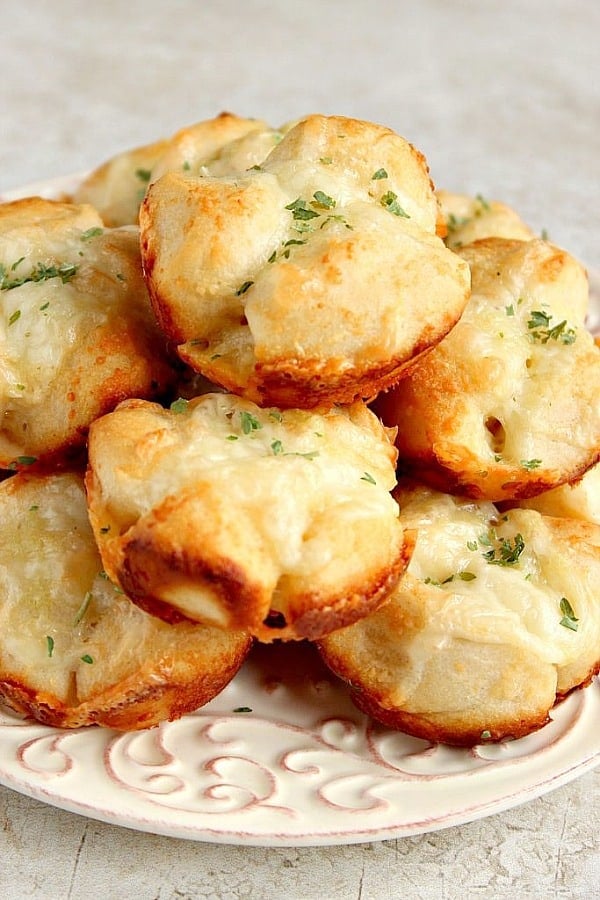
[376,237,600,502]
[318,481,600,746]
[86,393,408,641]
[73,112,280,226]
[436,189,534,249]
[0,472,252,730]
[0,197,175,470]
[140,114,471,408]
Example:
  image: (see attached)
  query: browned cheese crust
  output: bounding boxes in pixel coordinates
[139,114,471,408]
[318,482,600,746]
[86,393,408,641]
[376,237,600,502]
[0,472,252,730]
[0,197,175,470]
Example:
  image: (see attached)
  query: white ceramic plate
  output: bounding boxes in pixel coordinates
[0,176,598,847]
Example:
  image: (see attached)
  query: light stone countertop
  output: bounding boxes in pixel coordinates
[0,1,599,897]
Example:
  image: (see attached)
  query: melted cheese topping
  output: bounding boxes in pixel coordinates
[396,486,600,668]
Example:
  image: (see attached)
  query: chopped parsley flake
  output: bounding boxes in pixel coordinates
[360,472,377,485]
[559,597,579,631]
[135,168,152,183]
[80,226,104,241]
[319,214,352,230]
[520,458,542,470]
[379,191,410,218]
[0,260,78,291]
[311,190,336,210]
[169,398,189,413]
[446,212,469,232]
[8,309,21,326]
[9,455,37,469]
[480,730,492,740]
[46,635,55,658]
[426,570,477,587]
[235,280,254,296]
[73,591,93,626]
[527,310,576,345]
[80,654,94,664]
[233,706,253,713]
[371,168,388,180]
[482,532,525,566]
[285,198,320,221]
[505,304,515,317]
[240,411,262,434]
[268,410,283,423]
[475,193,491,212]
[271,439,284,455]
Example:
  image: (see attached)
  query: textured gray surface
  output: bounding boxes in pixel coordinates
[0,1,599,897]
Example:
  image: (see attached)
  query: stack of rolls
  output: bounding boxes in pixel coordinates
[0,112,597,743]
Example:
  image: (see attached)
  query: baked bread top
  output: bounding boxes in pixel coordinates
[0,471,251,730]
[0,197,174,469]
[73,112,281,226]
[376,237,599,501]
[437,189,534,249]
[86,392,408,641]
[319,481,600,745]
[140,114,471,408]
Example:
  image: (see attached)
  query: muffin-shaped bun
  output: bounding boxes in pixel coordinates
[0,472,252,730]
[71,138,169,227]
[73,112,279,226]
[0,198,174,470]
[86,393,408,641]
[437,189,534,249]
[318,482,600,746]
[140,114,471,408]
[376,237,599,501]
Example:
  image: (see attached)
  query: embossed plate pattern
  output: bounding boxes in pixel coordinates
[0,176,598,846]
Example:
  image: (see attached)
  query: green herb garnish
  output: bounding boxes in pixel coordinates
[482,532,525,566]
[559,597,579,631]
[169,398,189,413]
[285,198,320,221]
[311,190,336,210]
[0,260,78,291]
[80,226,104,241]
[520,458,542,470]
[527,310,576,345]
[379,191,410,218]
[73,591,93,626]
[240,411,262,434]
[371,168,388,180]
